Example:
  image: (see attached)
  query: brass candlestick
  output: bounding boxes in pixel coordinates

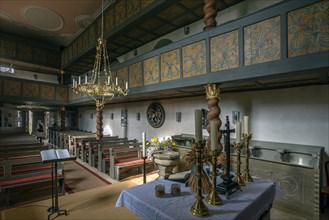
[233,142,245,186]
[205,149,222,206]
[242,133,253,182]
[190,140,209,217]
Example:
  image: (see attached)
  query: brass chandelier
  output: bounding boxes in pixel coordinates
[72,0,128,109]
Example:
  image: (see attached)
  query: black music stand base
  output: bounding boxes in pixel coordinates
[48,208,68,220]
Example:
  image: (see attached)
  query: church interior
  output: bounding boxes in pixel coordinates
[0,0,328,219]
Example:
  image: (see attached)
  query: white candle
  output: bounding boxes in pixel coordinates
[108,76,110,84]
[78,76,81,85]
[72,79,75,87]
[210,120,217,151]
[243,116,249,134]
[236,122,241,144]
[142,132,146,157]
[85,75,87,83]
[194,109,202,143]
[116,77,118,86]
[126,81,128,90]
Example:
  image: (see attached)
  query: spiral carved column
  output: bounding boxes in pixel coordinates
[203,0,217,31]
[96,100,103,140]
[205,84,222,152]
[60,105,65,131]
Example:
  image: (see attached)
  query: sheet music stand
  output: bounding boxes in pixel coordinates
[40,149,76,220]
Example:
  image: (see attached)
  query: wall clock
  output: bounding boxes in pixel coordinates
[147,102,165,128]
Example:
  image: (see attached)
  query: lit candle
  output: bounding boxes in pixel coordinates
[126,81,128,90]
[78,76,81,85]
[243,116,249,134]
[85,75,87,83]
[210,120,217,151]
[236,122,241,144]
[116,77,118,86]
[142,132,146,157]
[194,109,202,143]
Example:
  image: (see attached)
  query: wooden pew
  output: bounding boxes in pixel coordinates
[0,156,64,205]
[109,147,153,181]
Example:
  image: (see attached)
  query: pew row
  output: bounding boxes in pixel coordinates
[109,147,154,181]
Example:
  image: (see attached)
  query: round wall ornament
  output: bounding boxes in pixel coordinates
[147,102,165,128]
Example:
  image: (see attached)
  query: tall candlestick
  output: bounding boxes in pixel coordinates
[243,116,249,134]
[236,122,241,144]
[142,132,146,157]
[210,120,217,151]
[195,109,202,143]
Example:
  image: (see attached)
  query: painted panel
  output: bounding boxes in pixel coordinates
[129,62,142,88]
[68,45,73,60]
[83,31,88,49]
[0,40,16,58]
[161,49,180,82]
[117,67,128,88]
[89,25,96,45]
[23,82,39,98]
[73,40,78,58]
[46,51,60,67]
[244,16,281,66]
[127,0,140,19]
[40,85,55,100]
[211,30,239,72]
[144,56,159,85]
[33,48,46,64]
[182,40,206,78]
[3,80,20,97]
[141,0,154,9]
[105,9,115,33]
[17,44,32,61]
[115,0,126,27]
[56,87,67,101]
[288,0,329,57]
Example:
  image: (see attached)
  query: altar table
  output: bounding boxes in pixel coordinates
[116,177,276,220]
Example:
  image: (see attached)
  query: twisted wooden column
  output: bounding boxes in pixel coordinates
[96,100,103,140]
[203,0,217,31]
[60,105,65,131]
[205,84,222,152]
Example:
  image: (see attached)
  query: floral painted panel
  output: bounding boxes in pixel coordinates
[182,40,206,78]
[288,0,329,57]
[3,80,21,97]
[0,40,15,58]
[127,0,140,19]
[23,82,39,98]
[244,16,281,65]
[161,49,180,82]
[40,85,55,100]
[105,9,114,33]
[211,30,239,72]
[56,87,68,101]
[117,67,128,88]
[141,0,154,9]
[144,56,159,85]
[115,0,126,27]
[129,62,142,88]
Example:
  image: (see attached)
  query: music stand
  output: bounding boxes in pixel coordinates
[40,149,76,220]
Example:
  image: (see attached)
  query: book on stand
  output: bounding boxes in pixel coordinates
[40,149,76,163]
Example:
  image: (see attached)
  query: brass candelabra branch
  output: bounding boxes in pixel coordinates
[233,142,245,186]
[190,140,209,217]
[205,149,222,206]
[242,134,253,182]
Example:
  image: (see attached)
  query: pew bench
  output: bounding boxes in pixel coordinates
[109,147,153,181]
[0,157,64,206]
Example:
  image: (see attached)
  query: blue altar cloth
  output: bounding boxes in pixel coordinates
[116,177,276,220]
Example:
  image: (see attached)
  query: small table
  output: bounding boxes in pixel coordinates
[116,177,276,220]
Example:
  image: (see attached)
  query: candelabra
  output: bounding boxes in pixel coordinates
[72,0,128,141]
[233,142,245,186]
[205,149,222,206]
[242,133,253,182]
[190,140,209,217]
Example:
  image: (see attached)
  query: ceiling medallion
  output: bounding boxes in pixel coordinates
[22,6,64,32]
[147,102,165,128]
